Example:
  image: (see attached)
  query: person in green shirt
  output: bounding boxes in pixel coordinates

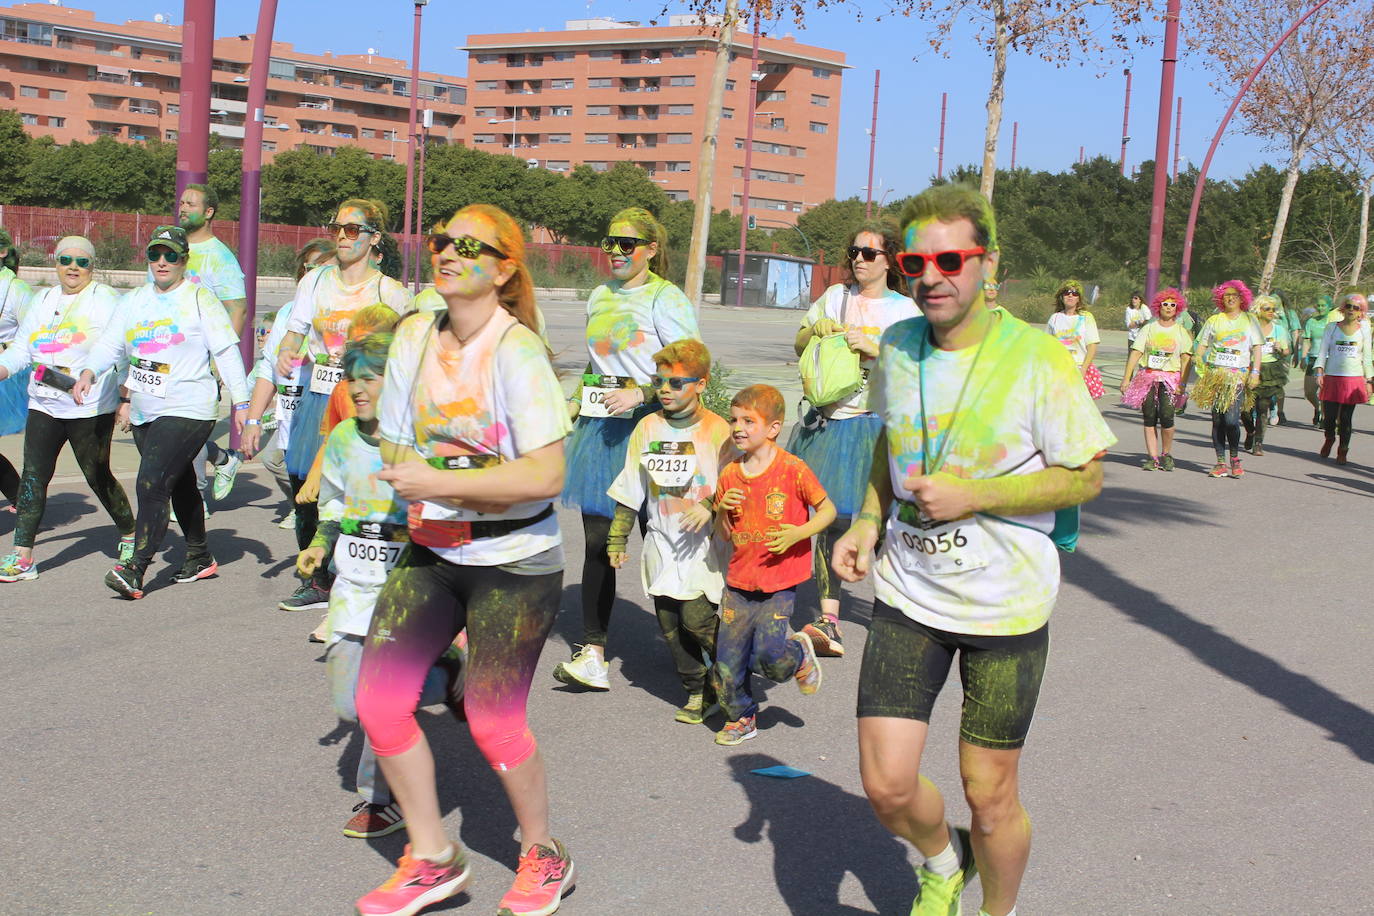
[1303,297,1333,426]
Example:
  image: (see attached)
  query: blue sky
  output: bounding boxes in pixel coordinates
[96,0,1278,200]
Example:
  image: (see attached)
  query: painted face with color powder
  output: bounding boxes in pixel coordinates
[347,371,384,423]
[608,219,656,282]
[729,405,780,454]
[902,218,993,333]
[652,361,706,416]
[333,205,376,269]
[431,213,513,302]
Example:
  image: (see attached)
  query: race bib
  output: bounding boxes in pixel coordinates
[1145,350,1171,370]
[642,440,697,488]
[309,361,344,395]
[1334,339,1358,358]
[1210,347,1247,369]
[891,504,989,576]
[277,383,304,416]
[334,525,407,586]
[579,373,637,419]
[127,357,170,398]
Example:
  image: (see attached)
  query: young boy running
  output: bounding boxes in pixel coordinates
[606,340,733,724]
[710,384,834,746]
[295,333,464,840]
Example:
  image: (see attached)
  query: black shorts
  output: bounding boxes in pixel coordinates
[856,600,1049,749]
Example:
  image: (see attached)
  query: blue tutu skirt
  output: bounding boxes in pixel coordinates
[284,384,329,478]
[0,368,32,437]
[786,410,883,517]
[562,405,659,519]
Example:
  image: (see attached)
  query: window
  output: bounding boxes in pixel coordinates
[167,103,180,115]
[550,106,572,117]
[667,104,693,116]
[669,75,695,87]
[666,161,691,172]
[473,134,497,144]
[725,79,736,91]
[810,122,829,134]
[812,67,831,78]
[547,133,571,143]
[49,116,64,128]
[760,90,786,102]
[165,129,178,140]
[50,90,65,101]
[588,77,612,89]
[262,141,276,152]
[585,133,610,144]
[20,113,36,125]
[590,49,614,60]
[474,107,497,118]
[475,53,500,64]
[361,128,375,139]
[587,161,609,171]
[669,48,696,58]
[551,51,574,61]
[552,78,575,90]
[760,62,788,75]
[268,60,296,81]
[810,94,829,107]
[19,86,37,98]
[475,80,499,91]
[667,133,691,144]
[770,118,785,129]
[722,108,734,119]
[546,160,570,171]
[587,105,612,116]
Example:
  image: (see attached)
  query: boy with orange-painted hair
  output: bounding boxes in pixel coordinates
[709,383,835,746]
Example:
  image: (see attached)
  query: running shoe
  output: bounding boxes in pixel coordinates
[673,692,720,725]
[803,618,845,657]
[792,631,822,696]
[279,582,330,611]
[0,553,37,582]
[356,844,470,916]
[552,645,609,691]
[105,563,146,599]
[277,510,297,530]
[308,615,329,644]
[343,800,406,839]
[1140,456,1156,471]
[1252,443,1265,456]
[497,839,575,916]
[1161,454,1175,472]
[911,826,977,916]
[172,553,218,583]
[1337,449,1349,466]
[1320,437,1335,458]
[1229,458,1244,478]
[117,534,135,564]
[715,715,758,746]
[211,451,244,501]
[1208,462,1228,478]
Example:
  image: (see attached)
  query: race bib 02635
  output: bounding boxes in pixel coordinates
[127,357,171,398]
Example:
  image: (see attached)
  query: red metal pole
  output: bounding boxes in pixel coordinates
[937,91,947,180]
[412,121,428,291]
[400,0,425,285]
[1172,96,1182,180]
[1120,68,1132,174]
[175,0,214,203]
[865,70,879,219]
[1010,121,1018,170]
[237,0,277,388]
[1144,0,1181,304]
[1179,0,1332,288]
[734,11,761,309]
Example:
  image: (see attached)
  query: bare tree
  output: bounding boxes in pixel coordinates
[1280,196,1367,296]
[1313,83,1374,287]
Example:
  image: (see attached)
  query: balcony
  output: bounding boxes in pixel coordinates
[94,73,129,85]
[91,100,122,111]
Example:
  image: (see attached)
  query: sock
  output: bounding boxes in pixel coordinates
[417,843,456,865]
[923,827,961,878]
[979,910,1015,916]
[823,611,839,624]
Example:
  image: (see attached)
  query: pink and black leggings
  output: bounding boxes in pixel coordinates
[356,544,560,771]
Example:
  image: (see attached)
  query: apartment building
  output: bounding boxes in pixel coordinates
[0,2,465,161]
[463,17,845,224]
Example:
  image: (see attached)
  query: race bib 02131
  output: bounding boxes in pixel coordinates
[642,440,697,488]
[309,362,344,396]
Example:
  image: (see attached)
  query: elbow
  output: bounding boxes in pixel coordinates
[1079,461,1104,501]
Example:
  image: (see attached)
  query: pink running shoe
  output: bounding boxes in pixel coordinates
[497,839,576,916]
[356,844,470,916]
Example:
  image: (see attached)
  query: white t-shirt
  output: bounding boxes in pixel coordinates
[584,273,700,383]
[181,236,247,303]
[414,287,553,347]
[284,265,414,365]
[1125,304,1152,343]
[869,313,1116,636]
[81,281,250,426]
[1045,311,1100,365]
[0,282,122,419]
[607,409,735,603]
[0,268,37,345]
[1315,322,1374,378]
[799,283,920,418]
[1195,312,1265,372]
[379,308,571,567]
[256,305,307,445]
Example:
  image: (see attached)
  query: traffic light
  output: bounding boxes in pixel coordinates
[747,215,756,230]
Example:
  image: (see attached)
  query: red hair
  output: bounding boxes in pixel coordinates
[653,339,711,378]
[1150,287,1188,316]
[1212,279,1253,311]
[730,384,785,425]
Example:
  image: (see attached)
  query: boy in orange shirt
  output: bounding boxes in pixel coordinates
[710,384,835,745]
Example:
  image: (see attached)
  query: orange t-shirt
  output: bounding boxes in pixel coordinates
[715,448,828,593]
[321,377,355,435]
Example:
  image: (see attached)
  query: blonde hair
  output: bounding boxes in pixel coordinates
[449,203,539,335]
[610,206,669,277]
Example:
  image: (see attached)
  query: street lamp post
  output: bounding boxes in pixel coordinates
[411,110,431,291]
[488,115,518,153]
[865,70,879,219]
[1143,0,1181,304]
[399,0,427,286]
[734,11,762,309]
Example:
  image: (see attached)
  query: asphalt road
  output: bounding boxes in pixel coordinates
[1,299,1370,915]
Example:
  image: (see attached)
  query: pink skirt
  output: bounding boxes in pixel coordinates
[1122,369,1183,409]
[1320,374,1369,405]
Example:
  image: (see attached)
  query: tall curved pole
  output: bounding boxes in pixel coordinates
[1143,0,1180,305]
[1179,0,1333,288]
[239,0,277,372]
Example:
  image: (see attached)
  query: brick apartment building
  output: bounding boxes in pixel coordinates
[0,2,465,161]
[463,17,845,225]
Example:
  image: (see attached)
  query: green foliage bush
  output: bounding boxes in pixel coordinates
[702,360,736,421]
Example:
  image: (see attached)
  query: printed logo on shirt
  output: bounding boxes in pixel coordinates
[765,489,787,520]
[130,319,186,354]
[33,325,84,354]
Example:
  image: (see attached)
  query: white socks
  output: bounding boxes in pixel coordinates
[923,826,962,878]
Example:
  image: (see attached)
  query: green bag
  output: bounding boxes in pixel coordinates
[799,289,863,406]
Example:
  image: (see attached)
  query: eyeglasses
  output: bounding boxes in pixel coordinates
[328,222,378,240]
[426,233,508,261]
[57,255,92,268]
[147,248,182,264]
[651,374,701,391]
[847,245,888,263]
[894,247,986,278]
[600,236,650,256]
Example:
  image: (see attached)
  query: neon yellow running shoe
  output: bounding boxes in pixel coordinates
[910,827,977,916]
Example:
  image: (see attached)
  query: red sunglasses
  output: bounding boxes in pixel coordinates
[894,247,986,278]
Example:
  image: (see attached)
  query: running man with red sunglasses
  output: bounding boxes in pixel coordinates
[833,184,1114,916]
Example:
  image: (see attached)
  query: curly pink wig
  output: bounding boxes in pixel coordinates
[1341,292,1368,315]
[1150,287,1188,316]
[1212,279,1253,311]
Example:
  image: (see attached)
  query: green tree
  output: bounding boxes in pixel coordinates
[0,109,33,199]
[261,145,404,227]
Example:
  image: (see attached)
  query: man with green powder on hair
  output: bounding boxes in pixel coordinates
[832,184,1115,916]
[1304,296,1334,426]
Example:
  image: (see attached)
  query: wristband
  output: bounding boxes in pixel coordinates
[119,396,131,404]
[245,418,262,427]
[233,401,250,411]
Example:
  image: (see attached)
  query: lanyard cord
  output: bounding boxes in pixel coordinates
[918,321,991,476]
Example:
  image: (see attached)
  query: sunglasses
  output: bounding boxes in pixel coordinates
[426,233,508,261]
[57,255,92,268]
[651,374,701,391]
[1159,299,1179,308]
[1062,290,1082,297]
[847,245,888,263]
[894,247,986,278]
[147,248,182,264]
[328,222,377,240]
[600,236,650,256]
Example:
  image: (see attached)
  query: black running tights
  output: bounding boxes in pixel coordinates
[580,510,644,649]
[1322,400,1356,449]
[16,410,134,549]
[130,416,214,566]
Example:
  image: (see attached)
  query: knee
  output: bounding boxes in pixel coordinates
[961,766,1021,833]
[466,705,537,771]
[862,768,921,820]
[355,690,419,757]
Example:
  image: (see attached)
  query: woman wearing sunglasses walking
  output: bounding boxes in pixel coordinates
[71,225,250,598]
[1119,287,1192,471]
[270,199,412,613]
[1046,280,1105,398]
[0,237,135,582]
[1187,280,1264,478]
[790,222,916,657]
[0,227,36,510]
[1313,293,1373,465]
[353,204,575,916]
[552,207,701,691]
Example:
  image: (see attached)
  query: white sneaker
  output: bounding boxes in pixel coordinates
[211,452,244,501]
[278,510,296,530]
[552,644,610,690]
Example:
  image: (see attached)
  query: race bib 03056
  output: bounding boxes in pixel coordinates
[891,503,989,576]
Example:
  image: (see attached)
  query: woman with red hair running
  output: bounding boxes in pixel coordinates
[1119,288,1192,470]
[1186,280,1264,478]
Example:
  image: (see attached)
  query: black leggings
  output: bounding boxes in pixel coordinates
[0,451,17,503]
[288,473,330,588]
[1141,382,1176,430]
[15,410,134,549]
[652,594,718,694]
[1322,400,1356,448]
[1243,393,1280,446]
[1210,401,1242,458]
[130,416,214,566]
[579,510,644,649]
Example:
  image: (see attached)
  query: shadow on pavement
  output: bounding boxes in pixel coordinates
[728,751,916,915]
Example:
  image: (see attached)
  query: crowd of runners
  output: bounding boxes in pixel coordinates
[0,179,1367,916]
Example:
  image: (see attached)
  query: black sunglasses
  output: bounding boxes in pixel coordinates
[328,222,378,240]
[601,236,650,256]
[894,247,986,278]
[147,248,182,264]
[847,245,887,263]
[57,255,92,268]
[427,233,508,261]
[651,374,701,391]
